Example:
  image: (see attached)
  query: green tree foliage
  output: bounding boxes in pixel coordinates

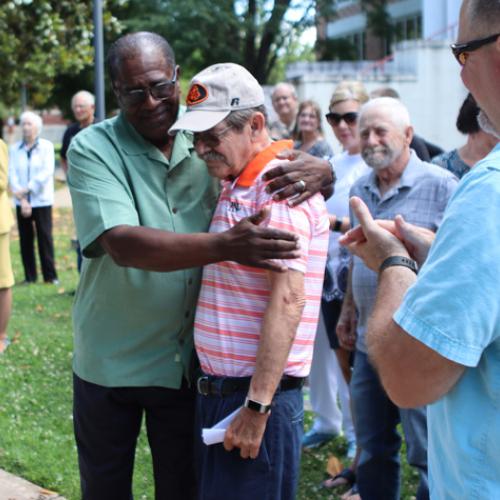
[119,0,335,84]
[360,0,394,55]
[0,0,123,112]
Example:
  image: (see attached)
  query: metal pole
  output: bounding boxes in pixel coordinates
[21,83,28,110]
[93,0,106,121]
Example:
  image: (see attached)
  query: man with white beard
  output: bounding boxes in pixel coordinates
[338,1,500,497]
[336,97,457,499]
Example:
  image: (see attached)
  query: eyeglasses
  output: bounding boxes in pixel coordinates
[193,125,233,148]
[298,112,318,120]
[119,67,178,106]
[451,33,500,66]
[325,112,358,126]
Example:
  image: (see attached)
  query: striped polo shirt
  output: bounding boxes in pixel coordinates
[194,140,329,378]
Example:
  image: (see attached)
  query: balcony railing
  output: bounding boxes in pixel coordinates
[285,58,399,80]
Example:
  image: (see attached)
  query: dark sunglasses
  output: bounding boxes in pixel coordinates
[325,111,358,126]
[451,33,500,66]
[119,67,178,106]
[193,125,233,148]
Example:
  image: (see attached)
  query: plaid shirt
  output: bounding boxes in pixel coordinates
[350,150,458,353]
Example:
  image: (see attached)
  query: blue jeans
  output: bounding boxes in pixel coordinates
[194,384,303,500]
[351,351,429,500]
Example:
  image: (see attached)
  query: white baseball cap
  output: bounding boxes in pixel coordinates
[169,62,265,135]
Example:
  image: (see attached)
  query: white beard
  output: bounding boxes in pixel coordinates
[478,110,500,139]
[362,145,401,171]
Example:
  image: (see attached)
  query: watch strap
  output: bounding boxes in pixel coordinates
[332,218,343,232]
[379,255,418,274]
[244,397,272,414]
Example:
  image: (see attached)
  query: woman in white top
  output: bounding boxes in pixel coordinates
[9,111,58,284]
[320,81,370,495]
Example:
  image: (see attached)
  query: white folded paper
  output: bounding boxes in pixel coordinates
[202,407,241,446]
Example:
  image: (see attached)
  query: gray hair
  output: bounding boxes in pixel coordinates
[466,0,500,34]
[20,111,43,135]
[359,97,411,132]
[369,86,400,99]
[72,90,95,106]
[271,82,297,99]
[224,105,268,131]
[107,32,175,85]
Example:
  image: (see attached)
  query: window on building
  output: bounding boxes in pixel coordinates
[394,14,422,43]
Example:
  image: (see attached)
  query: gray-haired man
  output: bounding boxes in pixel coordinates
[337,97,458,500]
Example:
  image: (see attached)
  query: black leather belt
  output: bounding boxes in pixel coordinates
[196,375,305,397]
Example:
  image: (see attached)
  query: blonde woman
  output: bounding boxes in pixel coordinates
[318,81,370,497]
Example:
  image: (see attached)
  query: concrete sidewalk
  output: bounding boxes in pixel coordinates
[54,168,72,209]
[0,469,66,499]
[53,184,72,209]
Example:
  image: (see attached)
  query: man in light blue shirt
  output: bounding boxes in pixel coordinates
[339,1,500,497]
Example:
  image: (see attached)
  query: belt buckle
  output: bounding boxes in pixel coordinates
[197,376,210,396]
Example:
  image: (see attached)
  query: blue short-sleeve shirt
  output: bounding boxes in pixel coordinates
[394,143,500,499]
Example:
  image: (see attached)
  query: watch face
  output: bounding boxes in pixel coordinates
[244,397,271,414]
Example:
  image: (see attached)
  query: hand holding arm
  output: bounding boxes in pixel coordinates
[99,207,300,273]
[262,149,334,206]
[224,270,305,458]
[13,188,29,200]
[20,197,32,218]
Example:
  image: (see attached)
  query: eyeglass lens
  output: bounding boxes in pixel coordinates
[193,126,232,148]
[326,112,358,126]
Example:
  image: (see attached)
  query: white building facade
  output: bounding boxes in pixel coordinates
[285,0,467,153]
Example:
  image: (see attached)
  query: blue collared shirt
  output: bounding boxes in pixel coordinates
[349,150,458,353]
[394,143,500,499]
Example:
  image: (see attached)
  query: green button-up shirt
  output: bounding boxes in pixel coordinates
[67,113,219,388]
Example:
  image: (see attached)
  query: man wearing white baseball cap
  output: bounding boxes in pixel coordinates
[170,63,330,500]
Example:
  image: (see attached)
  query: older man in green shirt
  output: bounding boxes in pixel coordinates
[68,32,333,500]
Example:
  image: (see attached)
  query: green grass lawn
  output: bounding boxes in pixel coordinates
[0,206,419,499]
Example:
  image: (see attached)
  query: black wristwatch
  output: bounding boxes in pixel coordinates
[332,218,343,233]
[379,255,418,275]
[244,397,272,414]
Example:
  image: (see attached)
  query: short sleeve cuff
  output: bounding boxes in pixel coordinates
[394,303,482,367]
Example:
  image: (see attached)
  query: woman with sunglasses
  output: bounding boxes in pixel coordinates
[293,100,333,158]
[319,81,371,498]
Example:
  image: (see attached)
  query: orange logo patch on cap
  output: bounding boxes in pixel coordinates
[186,83,209,106]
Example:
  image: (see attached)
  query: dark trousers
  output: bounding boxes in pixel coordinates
[16,205,57,282]
[73,373,197,500]
[321,298,343,350]
[76,241,82,273]
[195,386,303,500]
